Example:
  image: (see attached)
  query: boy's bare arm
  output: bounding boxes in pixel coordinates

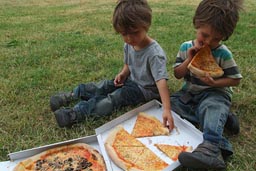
[173,59,191,79]
[156,79,174,131]
[199,74,241,87]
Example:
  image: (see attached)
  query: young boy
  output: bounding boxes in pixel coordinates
[171,0,243,170]
[50,0,174,130]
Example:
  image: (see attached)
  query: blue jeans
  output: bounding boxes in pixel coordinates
[171,89,233,155]
[72,79,146,117]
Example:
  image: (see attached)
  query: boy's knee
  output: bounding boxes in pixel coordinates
[95,97,113,116]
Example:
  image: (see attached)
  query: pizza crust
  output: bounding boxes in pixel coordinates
[188,45,224,78]
[104,125,144,171]
[105,126,130,170]
[104,143,127,170]
[105,143,143,171]
[188,63,224,78]
[104,125,123,146]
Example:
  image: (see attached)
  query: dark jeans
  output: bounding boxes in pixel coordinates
[72,79,146,117]
[171,89,233,155]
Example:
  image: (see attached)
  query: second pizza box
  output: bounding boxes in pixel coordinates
[95,100,203,171]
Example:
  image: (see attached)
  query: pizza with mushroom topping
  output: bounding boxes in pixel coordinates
[13,143,106,171]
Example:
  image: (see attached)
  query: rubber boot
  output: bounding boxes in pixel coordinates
[178,141,226,170]
[54,108,83,128]
[50,92,75,112]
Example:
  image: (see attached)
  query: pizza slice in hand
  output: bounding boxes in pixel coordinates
[187,45,224,78]
[155,144,192,161]
[131,112,169,138]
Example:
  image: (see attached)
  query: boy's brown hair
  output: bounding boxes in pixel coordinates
[193,0,243,41]
[112,0,152,34]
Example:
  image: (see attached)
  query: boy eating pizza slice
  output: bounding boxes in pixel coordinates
[171,0,243,170]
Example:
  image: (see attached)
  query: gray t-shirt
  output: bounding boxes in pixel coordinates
[124,40,169,101]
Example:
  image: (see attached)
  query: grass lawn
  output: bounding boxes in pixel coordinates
[0,0,255,170]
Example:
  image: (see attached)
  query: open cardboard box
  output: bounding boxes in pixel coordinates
[0,135,112,171]
[0,100,203,171]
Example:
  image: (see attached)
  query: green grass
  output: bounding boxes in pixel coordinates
[0,0,255,170]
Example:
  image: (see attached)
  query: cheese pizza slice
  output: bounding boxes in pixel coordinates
[131,112,169,138]
[187,45,224,78]
[132,146,169,171]
[155,144,192,161]
[105,125,145,147]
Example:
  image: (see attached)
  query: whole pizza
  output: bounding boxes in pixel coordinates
[13,143,106,171]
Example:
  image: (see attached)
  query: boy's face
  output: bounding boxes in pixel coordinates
[119,27,147,47]
[196,25,223,49]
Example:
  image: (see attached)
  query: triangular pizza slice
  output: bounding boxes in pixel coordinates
[155,144,192,161]
[105,125,145,147]
[132,146,169,171]
[188,45,224,78]
[131,112,169,138]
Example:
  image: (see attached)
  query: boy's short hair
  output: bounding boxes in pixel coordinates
[193,0,243,41]
[113,0,152,33]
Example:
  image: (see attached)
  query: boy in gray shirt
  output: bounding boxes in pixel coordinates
[50,0,174,130]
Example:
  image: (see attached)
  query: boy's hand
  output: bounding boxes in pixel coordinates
[188,45,201,60]
[188,40,204,60]
[114,73,125,87]
[199,73,241,87]
[114,64,130,87]
[163,110,174,131]
[188,46,198,60]
[199,73,215,86]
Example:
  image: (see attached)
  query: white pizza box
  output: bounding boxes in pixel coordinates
[0,134,112,171]
[95,99,204,171]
